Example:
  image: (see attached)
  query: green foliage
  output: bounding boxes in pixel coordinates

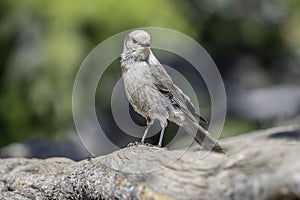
[0,0,194,146]
[0,0,299,147]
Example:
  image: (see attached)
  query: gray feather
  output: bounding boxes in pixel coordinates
[121,30,224,153]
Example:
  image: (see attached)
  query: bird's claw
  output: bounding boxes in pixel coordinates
[127,141,140,147]
[127,141,154,147]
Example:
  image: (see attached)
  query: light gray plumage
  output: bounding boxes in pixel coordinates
[121,30,224,153]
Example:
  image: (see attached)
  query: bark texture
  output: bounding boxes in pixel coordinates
[0,126,300,200]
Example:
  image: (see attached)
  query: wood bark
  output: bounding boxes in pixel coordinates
[0,126,300,200]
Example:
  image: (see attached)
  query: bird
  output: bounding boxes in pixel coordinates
[120,30,224,153]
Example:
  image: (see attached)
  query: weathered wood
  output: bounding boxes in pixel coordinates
[0,126,300,200]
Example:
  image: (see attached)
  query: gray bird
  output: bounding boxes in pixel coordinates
[121,30,224,153]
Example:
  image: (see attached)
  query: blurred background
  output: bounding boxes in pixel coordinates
[0,0,299,160]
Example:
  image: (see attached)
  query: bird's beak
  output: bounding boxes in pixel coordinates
[141,43,150,47]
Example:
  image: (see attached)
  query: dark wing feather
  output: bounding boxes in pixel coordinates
[149,62,207,124]
[173,85,208,124]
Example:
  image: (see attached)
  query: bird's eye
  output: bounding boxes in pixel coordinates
[132,39,138,44]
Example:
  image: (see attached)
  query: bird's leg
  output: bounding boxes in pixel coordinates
[127,125,151,147]
[158,127,165,147]
[141,125,151,143]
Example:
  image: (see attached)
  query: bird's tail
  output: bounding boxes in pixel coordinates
[182,120,225,153]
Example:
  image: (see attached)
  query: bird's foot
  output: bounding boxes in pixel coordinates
[144,143,154,147]
[127,141,140,147]
[127,141,154,147]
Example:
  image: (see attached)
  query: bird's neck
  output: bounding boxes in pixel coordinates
[121,48,150,63]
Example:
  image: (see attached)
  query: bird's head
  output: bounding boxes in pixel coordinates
[123,30,151,52]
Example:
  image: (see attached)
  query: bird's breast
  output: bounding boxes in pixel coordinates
[123,62,152,85]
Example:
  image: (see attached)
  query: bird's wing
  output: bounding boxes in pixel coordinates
[149,61,207,124]
[173,84,208,124]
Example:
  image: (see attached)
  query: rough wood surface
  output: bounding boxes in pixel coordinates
[0,126,300,200]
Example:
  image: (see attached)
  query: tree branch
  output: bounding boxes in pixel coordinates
[1,126,300,200]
